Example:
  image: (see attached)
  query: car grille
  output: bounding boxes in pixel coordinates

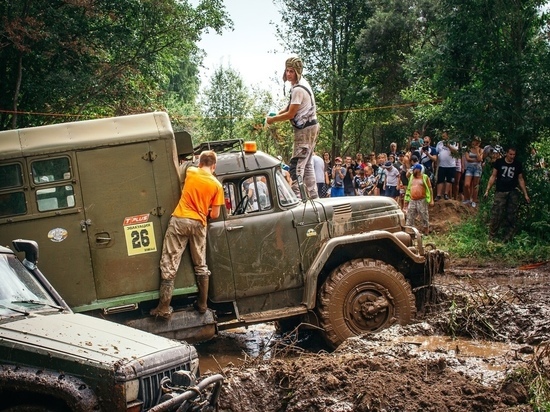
[139,364,186,410]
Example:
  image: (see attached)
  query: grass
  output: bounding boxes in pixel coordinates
[426,217,550,266]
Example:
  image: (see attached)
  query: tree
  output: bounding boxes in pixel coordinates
[404,0,550,151]
[355,0,438,149]
[200,65,252,142]
[0,0,230,129]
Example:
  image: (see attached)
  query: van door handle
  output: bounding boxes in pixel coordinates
[226,225,244,232]
[96,234,112,244]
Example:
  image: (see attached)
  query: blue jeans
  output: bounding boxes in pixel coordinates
[331,186,344,197]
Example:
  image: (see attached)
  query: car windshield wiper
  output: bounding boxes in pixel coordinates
[11,299,65,311]
[0,303,30,315]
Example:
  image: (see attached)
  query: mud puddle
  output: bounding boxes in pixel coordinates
[197,322,522,382]
[196,324,277,372]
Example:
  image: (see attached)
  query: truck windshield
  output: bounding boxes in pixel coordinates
[0,253,58,316]
[275,169,299,206]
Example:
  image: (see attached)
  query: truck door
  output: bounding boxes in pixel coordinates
[216,172,303,311]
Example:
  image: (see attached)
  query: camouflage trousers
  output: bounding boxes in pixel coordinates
[406,199,429,231]
[159,216,210,282]
[289,123,320,199]
[489,190,519,241]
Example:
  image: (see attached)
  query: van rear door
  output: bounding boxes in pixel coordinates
[76,142,165,303]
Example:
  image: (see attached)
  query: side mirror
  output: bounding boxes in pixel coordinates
[12,239,39,269]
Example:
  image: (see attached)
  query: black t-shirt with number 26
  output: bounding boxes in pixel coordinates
[493,157,523,193]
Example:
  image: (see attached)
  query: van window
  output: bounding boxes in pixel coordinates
[0,192,26,217]
[31,158,75,212]
[0,164,27,217]
[36,185,75,212]
[31,157,71,184]
[0,163,23,189]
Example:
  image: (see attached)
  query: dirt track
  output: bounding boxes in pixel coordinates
[208,262,550,411]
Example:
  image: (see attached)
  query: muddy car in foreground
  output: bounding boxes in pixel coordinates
[0,239,222,411]
[0,112,446,349]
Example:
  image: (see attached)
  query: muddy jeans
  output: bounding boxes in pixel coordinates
[406,199,429,230]
[159,216,210,281]
[489,190,519,241]
[289,123,320,199]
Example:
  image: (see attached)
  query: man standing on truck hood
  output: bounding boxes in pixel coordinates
[151,150,224,319]
[266,57,319,199]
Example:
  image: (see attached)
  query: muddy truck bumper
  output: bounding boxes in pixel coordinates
[148,373,224,412]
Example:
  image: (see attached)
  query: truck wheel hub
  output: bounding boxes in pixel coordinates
[346,282,395,332]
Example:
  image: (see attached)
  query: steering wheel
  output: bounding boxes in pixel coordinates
[234,195,249,215]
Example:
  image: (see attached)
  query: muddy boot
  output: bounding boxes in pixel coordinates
[150,280,174,320]
[193,275,209,314]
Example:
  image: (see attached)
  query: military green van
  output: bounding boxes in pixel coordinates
[0,112,445,348]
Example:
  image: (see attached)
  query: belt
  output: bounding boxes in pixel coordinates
[292,119,318,129]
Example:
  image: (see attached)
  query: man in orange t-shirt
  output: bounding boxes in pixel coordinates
[151,150,224,319]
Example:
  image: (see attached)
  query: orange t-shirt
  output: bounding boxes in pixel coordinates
[172,167,224,226]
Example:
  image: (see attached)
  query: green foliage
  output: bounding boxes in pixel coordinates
[200,65,252,141]
[0,0,230,129]
[404,0,550,151]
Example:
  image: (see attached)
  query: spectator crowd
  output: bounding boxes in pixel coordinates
[308,130,537,238]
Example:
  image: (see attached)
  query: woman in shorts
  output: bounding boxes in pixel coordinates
[462,136,483,207]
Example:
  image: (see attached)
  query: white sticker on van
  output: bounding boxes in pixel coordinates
[124,222,157,256]
[48,228,68,243]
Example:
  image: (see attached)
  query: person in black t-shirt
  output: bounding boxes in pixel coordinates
[484,147,530,242]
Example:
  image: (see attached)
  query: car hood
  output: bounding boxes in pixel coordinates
[0,312,190,367]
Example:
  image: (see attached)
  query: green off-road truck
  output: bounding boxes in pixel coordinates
[0,112,445,348]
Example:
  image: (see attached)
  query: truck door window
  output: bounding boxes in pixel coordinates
[243,175,271,212]
[0,163,27,217]
[31,157,75,212]
[223,183,236,215]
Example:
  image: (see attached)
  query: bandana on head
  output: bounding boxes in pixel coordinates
[283,57,303,82]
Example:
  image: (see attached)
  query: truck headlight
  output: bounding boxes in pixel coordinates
[125,379,140,403]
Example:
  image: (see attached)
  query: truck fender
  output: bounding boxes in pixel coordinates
[0,364,100,411]
[303,230,425,309]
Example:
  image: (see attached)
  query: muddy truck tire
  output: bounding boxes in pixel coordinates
[317,258,416,348]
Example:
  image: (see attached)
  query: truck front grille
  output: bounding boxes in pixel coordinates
[139,365,185,410]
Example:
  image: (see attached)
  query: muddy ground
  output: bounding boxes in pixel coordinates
[198,201,550,411]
